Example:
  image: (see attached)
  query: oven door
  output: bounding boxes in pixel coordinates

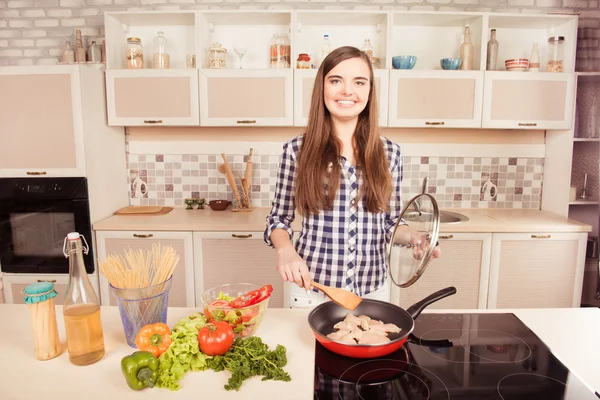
[0,199,94,274]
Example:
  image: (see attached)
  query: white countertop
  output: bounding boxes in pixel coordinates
[1,305,600,399]
[93,207,592,233]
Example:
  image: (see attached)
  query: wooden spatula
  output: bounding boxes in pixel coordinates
[311,280,362,310]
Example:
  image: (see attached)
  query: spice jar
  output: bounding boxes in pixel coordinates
[296,53,311,69]
[126,37,144,69]
[23,281,62,361]
[153,31,170,69]
[208,43,227,69]
[270,33,291,69]
[547,36,564,73]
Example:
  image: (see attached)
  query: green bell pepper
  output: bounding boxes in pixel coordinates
[121,351,159,391]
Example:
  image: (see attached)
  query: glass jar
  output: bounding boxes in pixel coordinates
[153,31,170,69]
[270,33,290,69]
[126,37,144,69]
[362,38,373,62]
[296,53,311,69]
[208,43,227,69]
[23,281,62,361]
[547,36,564,73]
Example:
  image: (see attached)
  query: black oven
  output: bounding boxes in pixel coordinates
[0,177,94,274]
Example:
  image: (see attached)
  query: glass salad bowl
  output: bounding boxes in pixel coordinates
[201,283,272,338]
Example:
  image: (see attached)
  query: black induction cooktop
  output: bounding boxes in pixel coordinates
[314,313,598,400]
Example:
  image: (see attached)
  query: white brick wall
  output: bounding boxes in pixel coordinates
[0,0,598,68]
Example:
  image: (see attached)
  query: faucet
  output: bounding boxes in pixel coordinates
[413,176,428,215]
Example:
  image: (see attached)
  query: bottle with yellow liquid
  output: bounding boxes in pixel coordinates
[63,232,105,366]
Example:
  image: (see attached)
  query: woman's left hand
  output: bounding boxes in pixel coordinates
[409,232,441,261]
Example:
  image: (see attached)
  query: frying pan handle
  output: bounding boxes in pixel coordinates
[408,334,453,348]
[406,286,457,319]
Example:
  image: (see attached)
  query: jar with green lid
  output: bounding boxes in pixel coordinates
[23,281,62,360]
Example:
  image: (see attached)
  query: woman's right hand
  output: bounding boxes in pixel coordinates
[276,246,311,291]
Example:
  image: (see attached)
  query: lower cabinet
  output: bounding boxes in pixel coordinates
[193,232,283,308]
[95,231,196,307]
[2,273,100,305]
[390,233,492,310]
[487,232,587,308]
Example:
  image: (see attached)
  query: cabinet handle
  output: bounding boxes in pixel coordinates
[518,123,537,127]
[232,234,253,239]
[133,233,154,238]
[439,235,454,240]
[143,120,163,124]
[236,120,256,124]
[531,234,551,239]
[425,121,444,126]
[26,171,47,175]
[37,279,57,283]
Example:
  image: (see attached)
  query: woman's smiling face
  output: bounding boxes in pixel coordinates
[323,56,372,123]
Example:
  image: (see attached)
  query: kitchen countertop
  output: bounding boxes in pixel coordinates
[1,305,600,399]
[93,207,592,233]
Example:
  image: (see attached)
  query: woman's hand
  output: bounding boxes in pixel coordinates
[408,231,442,261]
[276,246,312,291]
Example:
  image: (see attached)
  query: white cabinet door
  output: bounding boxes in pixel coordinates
[2,273,100,305]
[388,70,483,128]
[106,69,200,126]
[199,69,293,126]
[293,69,389,127]
[0,65,86,177]
[488,232,587,308]
[95,231,195,307]
[390,233,492,309]
[193,232,283,308]
[482,72,575,130]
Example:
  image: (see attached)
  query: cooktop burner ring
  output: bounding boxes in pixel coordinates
[417,328,532,364]
[497,373,567,399]
[336,359,450,400]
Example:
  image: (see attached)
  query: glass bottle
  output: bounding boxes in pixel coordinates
[126,37,144,69]
[87,40,101,63]
[362,38,374,62]
[486,29,498,71]
[23,281,62,361]
[320,34,332,67]
[460,25,474,71]
[269,33,291,69]
[62,40,75,64]
[63,232,105,366]
[153,31,170,69]
[74,29,86,63]
[547,36,564,72]
[529,42,540,72]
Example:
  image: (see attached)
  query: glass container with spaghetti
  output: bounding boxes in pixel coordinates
[99,244,179,347]
[23,281,62,360]
[63,232,105,366]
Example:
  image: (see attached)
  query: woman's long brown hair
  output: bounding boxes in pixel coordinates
[295,46,392,216]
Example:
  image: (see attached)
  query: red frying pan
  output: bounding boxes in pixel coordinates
[307,286,456,358]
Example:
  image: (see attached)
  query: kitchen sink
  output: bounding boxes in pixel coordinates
[403,210,469,224]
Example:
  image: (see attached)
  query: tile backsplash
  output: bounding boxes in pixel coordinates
[128,153,544,210]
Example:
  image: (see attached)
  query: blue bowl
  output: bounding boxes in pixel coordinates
[441,58,462,70]
[392,55,417,70]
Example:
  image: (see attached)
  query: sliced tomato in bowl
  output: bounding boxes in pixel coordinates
[209,299,231,308]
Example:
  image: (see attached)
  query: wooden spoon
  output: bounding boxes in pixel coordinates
[311,280,362,310]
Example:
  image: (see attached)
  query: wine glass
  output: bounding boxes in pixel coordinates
[233,44,248,69]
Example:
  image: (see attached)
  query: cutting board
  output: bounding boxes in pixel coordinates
[115,206,174,215]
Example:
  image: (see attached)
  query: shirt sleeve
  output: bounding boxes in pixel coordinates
[385,143,405,243]
[264,142,297,248]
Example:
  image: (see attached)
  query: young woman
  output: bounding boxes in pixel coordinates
[264,46,439,307]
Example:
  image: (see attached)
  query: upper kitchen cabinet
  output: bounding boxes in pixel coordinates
[199,69,293,127]
[196,11,294,126]
[106,69,199,126]
[294,69,389,127]
[104,12,199,126]
[481,14,578,130]
[0,66,86,177]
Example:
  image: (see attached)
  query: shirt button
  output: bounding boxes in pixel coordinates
[349,246,355,251]
[351,199,356,206]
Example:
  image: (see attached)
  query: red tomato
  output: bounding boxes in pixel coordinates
[241,307,259,323]
[209,299,231,308]
[197,321,234,356]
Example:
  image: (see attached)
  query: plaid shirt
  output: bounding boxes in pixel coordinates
[264,135,403,296]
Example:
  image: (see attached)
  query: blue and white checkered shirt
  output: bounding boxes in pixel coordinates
[264,135,404,296]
